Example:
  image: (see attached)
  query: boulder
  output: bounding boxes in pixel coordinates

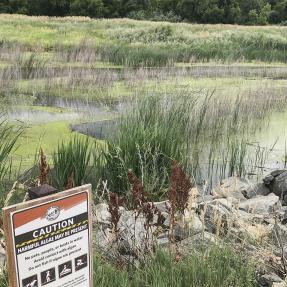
[117,210,158,253]
[94,203,111,225]
[259,273,284,287]
[272,223,287,247]
[175,214,204,239]
[246,183,271,199]
[280,207,287,224]
[153,201,171,213]
[177,232,220,253]
[199,200,232,234]
[212,177,252,200]
[239,193,281,214]
[271,170,286,177]
[263,170,287,199]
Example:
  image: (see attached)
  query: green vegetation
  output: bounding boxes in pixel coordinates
[0,120,22,180]
[0,246,255,287]
[52,136,92,190]
[0,14,286,287]
[96,83,287,197]
[93,247,256,286]
[2,16,287,66]
[1,0,287,25]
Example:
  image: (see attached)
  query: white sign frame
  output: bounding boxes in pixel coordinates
[3,184,93,287]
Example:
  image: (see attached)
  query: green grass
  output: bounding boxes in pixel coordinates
[0,120,22,179]
[2,15,287,66]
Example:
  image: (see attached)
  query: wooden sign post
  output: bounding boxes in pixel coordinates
[2,184,93,287]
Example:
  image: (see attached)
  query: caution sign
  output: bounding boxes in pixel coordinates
[2,185,93,287]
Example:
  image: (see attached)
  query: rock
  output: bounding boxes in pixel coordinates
[264,174,275,185]
[0,244,5,271]
[153,201,171,213]
[282,195,287,206]
[239,193,281,214]
[272,223,287,247]
[280,207,287,224]
[175,214,204,239]
[246,183,271,198]
[196,194,214,204]
[93,223,112,251]
[94,203,111,224]
[156,232,169,246]
[199,200,232,234]
[117,210,156,253]
[271,170,286,177]
[263,170,287,198]
[271,171,287,197]
[272,282,287,287]
[177,232,220,253]
[212,177,252,200]
[259,273,284,287]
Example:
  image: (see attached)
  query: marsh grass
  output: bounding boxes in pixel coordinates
[93,246,256,287]
[0,120,22,180]
[52,136,92,190]
[96,84,287,198]
[2,16,287,67]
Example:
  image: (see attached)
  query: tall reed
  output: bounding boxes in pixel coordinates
[52,136,92,190]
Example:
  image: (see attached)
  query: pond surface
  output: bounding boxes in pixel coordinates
[254,109,287,169]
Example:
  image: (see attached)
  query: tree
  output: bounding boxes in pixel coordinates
[102,0,122,17]
[27,0,70,16]
[203,6,225,23]
[70,0,104,17]
[247,9,259,24]
[273,0,287,22]
[257,3,271,24]
[8,0,28,14]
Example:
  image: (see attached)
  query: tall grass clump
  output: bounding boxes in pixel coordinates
[52,136,92,190]
[0,246,255,287]
[99,44,174,67]
[96,95,197,199]
[96,88,278,197]
[0,119,22,180]
[93,246,255,287]
[16,53,48,79]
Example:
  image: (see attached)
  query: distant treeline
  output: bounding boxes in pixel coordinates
[1,0,287,25]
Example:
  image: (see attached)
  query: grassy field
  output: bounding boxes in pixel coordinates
[1,14,287,66]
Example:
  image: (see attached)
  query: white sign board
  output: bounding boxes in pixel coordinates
[3,185,93,287]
